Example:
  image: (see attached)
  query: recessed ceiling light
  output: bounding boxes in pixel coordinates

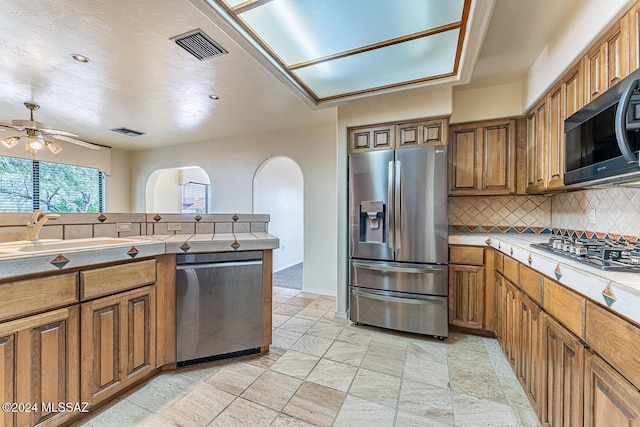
[71,54,90,63]
[209,95,219,100]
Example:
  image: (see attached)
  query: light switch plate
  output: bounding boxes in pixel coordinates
[116,222,132,232]
[167,223,183,231]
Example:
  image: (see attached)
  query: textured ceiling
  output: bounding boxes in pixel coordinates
[0,0,579,152]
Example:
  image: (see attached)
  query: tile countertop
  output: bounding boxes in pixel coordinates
[450,233,640,326]
[0,232,279,281]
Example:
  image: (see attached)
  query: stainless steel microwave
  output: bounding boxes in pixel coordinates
[564,67,640,187]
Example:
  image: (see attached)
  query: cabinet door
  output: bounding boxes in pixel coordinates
[606,23,628,89]
[494,273,504,340]
[396,118,447,148]
[0,307,79,427]
[584,352,640,427]
[547,85,564,190]
[449,126,479,193]
[543,314,584,427]
[526,101,547,193]
[498,278,519,368]
[482,121,515,194]
[348,125,394,153]
[81,286,156,406]
[448,264,485,329]
[585,44,606,103]
[629,3,640,72]
[518,293,545,418]
[563,64,584,119]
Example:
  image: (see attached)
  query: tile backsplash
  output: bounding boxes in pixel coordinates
[448,195,552,233]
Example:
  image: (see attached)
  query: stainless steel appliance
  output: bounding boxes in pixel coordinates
[531,237,640,271]
[348,145,448,338]
[564,67,640,187]
[176,250,263,366]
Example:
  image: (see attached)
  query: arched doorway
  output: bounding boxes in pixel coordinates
[145,166,211,213]
[253,157,304,289]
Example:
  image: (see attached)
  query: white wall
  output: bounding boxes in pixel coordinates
[254,157,304,272]
[451,82,523,123]
[106,148,131,212]
[336,85,453,316]
[152,169,181,213]
[130,120,338,295]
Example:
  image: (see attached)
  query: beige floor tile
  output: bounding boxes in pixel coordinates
[271,414,317,426]
[270,350,320,379]
[452,392,517,427]
[175,362,221,382]
[273,294,294,304]
[299,291,322,299]
[395,411,454,427]
[241,370,302,411]
[489,349,518,380]
[500,376,535,408]
[132,413,178,427]
[125,372,195,413]
[291,334,334,357]
[81,399,155,426]
[333,395,396,427]
[361,340,407,377]
[272,313,291,327]
[403,343,450,388]
[209,397,279,427]
[272,328,303,349]
[160,381,235,426]
[246,346,286,369]
[274,303,304,316]
[336,324,374,347]
[398,379,454,424]
[204,361,265,395]
[445,332,487,353]
[295,307,328,321]
[306,298,336,311]
[278,288,302,296]
[447,347,495,373]
[279,316,317,334]
[324,340,368,366]
[306,320,345,340]
[321,311,350,325]
[283,381,345,427]
[306,358,358,392]
[286,296,316,307]
[511,406,543,427]
[449,366,507,404]
[348,367,401,408]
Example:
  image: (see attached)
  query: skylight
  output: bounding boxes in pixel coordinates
[207,0,470,103]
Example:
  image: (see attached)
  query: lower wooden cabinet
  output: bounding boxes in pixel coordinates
[501,278,519,368]
[518,293,545,418]
[448,264,485,329]
[584,352,640,427]
[80,285,156,406]
[0,307,79,427]
[543,314,585,427]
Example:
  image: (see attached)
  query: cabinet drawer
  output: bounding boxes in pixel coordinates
[520,265,542,305]
[503,256,519,284]
[81,259,156,300]
[449,246,484,266]
[586,301,640,391]
[494,250,504,274]
[0,273,78,322]
[543,278,585,338]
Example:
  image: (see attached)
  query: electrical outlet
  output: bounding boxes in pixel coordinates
[588,209,596,224]
[167,223,182,231]
[116,222,132,232]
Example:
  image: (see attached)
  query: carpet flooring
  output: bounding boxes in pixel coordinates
[273,262,303,290]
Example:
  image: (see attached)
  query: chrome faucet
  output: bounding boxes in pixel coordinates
[26,211,61,241]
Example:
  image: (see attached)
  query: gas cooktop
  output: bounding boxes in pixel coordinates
[530,237,640,272]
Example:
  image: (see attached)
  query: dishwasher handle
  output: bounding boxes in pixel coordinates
[176,260,262,270]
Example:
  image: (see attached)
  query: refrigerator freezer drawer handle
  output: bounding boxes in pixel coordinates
[352,261,444,274]
[352,289,445,305]
[387,160,394,251]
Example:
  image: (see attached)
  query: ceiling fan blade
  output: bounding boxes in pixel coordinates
[0,131,25,139]
[0,124,23,131]
[49,134,101,150]
[42,129,78,137]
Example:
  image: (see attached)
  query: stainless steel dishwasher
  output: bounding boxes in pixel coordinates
[176,250,263,366]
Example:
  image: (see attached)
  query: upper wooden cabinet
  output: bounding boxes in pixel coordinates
[629,2,640,71]
[348,117,448,153]
[449,118,517,196]
[584,21,629,104]
[526,101,547,193]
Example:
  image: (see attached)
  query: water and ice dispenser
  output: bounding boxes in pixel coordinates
[359,200,385,243]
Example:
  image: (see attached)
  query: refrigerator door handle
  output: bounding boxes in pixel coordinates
[352,288,446,305]
[387,160,395,251]
[395,159,402,254]
[352,260,445,274]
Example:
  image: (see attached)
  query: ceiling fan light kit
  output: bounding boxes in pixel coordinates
[0,102,100,155]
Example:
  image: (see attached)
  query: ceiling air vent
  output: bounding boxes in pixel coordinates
[110,127,145,137]
[171,29,228,61]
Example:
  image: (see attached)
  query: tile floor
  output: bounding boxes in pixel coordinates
[79,287,541,427]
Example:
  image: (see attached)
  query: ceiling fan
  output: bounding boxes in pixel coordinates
[0,102,100,155]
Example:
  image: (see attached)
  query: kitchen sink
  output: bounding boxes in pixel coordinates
[0,237,139,254]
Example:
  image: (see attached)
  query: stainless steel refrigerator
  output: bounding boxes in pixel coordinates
[348,145,448,338]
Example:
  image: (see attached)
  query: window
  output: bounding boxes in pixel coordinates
[0,156,105,212]
[181,181,210,213]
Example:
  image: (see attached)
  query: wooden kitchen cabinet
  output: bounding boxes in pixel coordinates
[542,313,585,427]
[0,307,79,427]
[526,100,547,193]
[449,264,485,330]
[396,117,448,148]
[547,83,564,190]
[348,124,395,153]
[80,285,156,406]
[449,118,517,196]
[518,293,545,418]
[629,2,640,72]
[584,351,640,427]
[584,21,629,104]
[498,276,519,369]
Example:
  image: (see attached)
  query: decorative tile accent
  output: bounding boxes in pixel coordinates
[509,247,514,256]
[231,240,241,250]
[528,254,533,266]
[601,283,617,307]
[153,214,162,222]
[51,254,70,269]
[127,247,139,258]
[554,264,562,280]
[97,213,108,223]
[232,214,239,222]
[484,238,491,246]
[180,242,191,253]
[194,215,203,222]
[448,195,551,229]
